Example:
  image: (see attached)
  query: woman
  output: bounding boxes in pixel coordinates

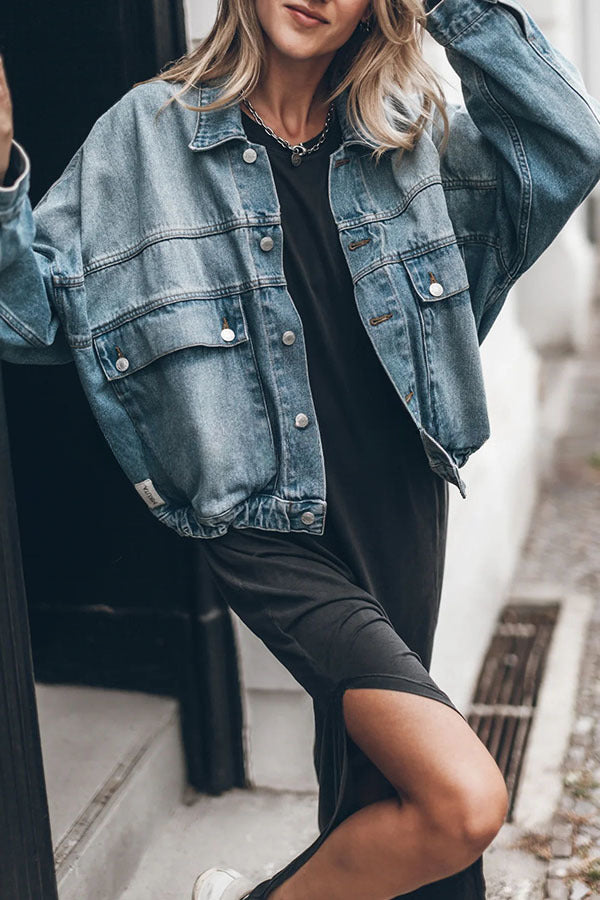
[1,1,599,899]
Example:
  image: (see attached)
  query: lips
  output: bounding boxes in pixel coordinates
[285,4,329,23]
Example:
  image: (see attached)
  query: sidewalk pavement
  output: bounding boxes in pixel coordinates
[485,285,600,900]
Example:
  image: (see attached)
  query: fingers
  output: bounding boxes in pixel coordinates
[0,54,14,183]
[0,54,12,106]
[0,54,13,122]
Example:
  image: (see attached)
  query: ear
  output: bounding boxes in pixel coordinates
[360,2,373,22]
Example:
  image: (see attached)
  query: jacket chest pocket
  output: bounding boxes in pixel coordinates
[93,295,278,517]
[401,243,489,451]
[402,241,470,305]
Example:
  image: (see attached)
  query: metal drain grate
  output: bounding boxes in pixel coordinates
[467,602,560,819]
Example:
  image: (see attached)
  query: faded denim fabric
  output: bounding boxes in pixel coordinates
[1,0,600,539]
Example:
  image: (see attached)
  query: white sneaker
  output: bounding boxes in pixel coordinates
[192,866,255,900]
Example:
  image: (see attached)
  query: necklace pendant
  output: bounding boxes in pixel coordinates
[291,143,306,167]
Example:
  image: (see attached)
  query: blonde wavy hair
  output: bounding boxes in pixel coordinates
[135,0,449,163]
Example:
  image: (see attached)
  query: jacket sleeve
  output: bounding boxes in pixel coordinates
[0,137,81,365]
[424,0,600,343]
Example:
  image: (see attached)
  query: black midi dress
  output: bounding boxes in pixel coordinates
[197,103,487,900]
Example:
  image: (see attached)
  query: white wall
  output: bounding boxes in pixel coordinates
[583,0,600,97]
[431,290,540,709]
[183,0,218,45]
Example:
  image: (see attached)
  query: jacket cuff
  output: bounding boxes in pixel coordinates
[424,0,526,46]
[0,139,31,220]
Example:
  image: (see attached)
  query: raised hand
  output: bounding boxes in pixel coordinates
[0,55,14,186]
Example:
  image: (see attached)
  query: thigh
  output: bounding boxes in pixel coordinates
[342,687,507,819]
[318,465,450,675]
[199,525,452,704]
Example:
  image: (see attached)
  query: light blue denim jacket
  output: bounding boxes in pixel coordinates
[1,0,600,539]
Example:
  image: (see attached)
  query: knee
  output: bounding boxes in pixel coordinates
[428,771,509,859]
[457,782,508,854]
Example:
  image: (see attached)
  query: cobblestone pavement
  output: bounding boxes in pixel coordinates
[493,287,600,900]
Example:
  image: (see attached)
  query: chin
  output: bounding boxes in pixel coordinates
[266,31,328,60]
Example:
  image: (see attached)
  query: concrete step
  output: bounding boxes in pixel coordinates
[36,684,186,900]
[119,786,319,900]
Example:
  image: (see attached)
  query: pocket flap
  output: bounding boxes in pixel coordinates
[402,243,469,302]
[93,295,249,381]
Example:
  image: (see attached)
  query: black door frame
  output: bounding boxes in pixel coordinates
[0,365,58,900]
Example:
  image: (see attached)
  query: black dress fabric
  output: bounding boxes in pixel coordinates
[197,103,486,899]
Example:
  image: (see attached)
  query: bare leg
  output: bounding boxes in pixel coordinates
[270,688,508,900]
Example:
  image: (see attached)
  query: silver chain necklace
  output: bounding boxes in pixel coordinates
[241,96,335,167]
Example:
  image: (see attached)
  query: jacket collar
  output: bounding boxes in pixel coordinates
[187,76,372,152]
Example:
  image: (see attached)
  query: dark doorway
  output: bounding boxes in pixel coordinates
[0,5,245,862]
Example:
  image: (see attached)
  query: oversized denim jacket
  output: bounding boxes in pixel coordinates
[1,0,600,540]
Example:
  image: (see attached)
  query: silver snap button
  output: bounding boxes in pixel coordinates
[260,235,274,251]
[243,147,257,163]
[282,330,296,345]
[295,413,309,428]
[115,356,130,372]
[221,327,236,342]
[428,281,444,298]
[300,511,315,525]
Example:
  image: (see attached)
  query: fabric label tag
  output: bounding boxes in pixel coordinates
[134,478,166,508]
